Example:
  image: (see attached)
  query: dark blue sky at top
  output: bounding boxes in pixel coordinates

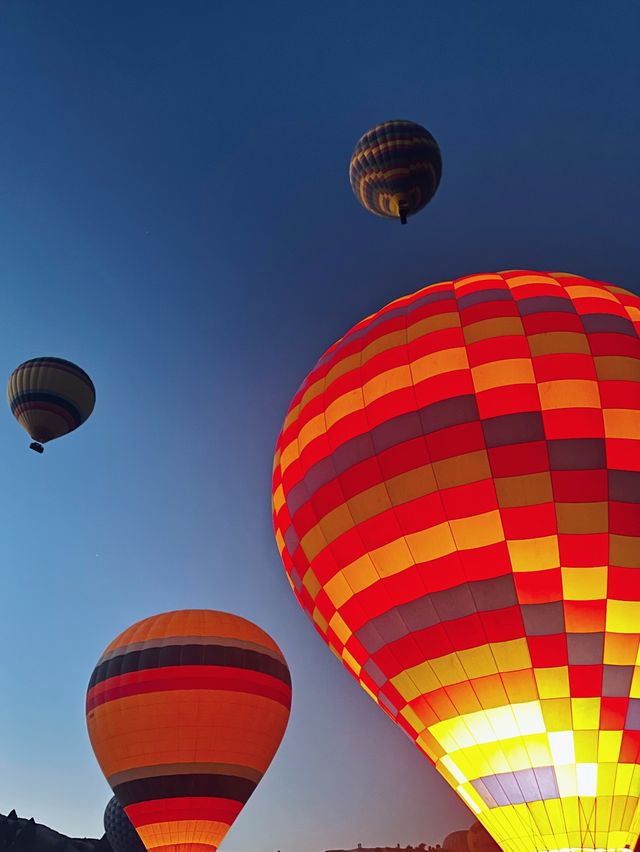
[0,2,638,850]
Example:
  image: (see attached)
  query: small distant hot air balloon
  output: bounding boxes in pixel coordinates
[86,609,291,852]
[443,829,471,852]
[467,820,501,852]
[104,797,145,852]
[273,271,640,852]
[7,356,95,453]
[349,119,442,224]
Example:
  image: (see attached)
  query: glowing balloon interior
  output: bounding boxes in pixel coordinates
[87,610,291,852]
[272,271,640,852]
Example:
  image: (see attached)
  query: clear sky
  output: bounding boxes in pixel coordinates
[0,2,638,850]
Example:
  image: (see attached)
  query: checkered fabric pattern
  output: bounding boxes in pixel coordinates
[104,796,146,852]
[272,271,640,852]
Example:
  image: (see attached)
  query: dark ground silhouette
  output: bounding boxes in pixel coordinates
[0,812,111,852]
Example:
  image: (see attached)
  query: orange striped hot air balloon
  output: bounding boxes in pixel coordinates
[272,271,640,852]
[86,610,291,852]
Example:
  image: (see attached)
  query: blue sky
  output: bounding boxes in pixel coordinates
[0,2,638,850]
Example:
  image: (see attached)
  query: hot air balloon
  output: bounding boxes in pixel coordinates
[349,120,442,224]
[272,271,640,852]
[7,356,95,453]
[86,610,291,852]
[467,820,501,852]
[444,829,471,852]
[104,797,146,852]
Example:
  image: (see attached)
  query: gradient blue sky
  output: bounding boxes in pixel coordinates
[0,2,638,850]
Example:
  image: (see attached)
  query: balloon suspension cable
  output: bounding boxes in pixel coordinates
[399,202,409,225]
[29,442,44,454]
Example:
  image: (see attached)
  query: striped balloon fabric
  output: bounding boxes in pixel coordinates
[273,271,640,852]
[7,356,95,449]
[349,119,442,223]
[86,610,291,852]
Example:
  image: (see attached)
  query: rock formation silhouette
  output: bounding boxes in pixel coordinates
[0,811,111,852]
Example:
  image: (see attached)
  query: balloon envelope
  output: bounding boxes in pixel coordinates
[104,796,146,852]
[7,356,95,446]
[273,271,640,852]
[349,119,441,223]
[467,820,501,852]
[443,829,471,852]
[87,610,291,852]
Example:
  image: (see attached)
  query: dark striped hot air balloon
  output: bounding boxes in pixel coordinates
[273,271,640,852]
[349,119,442,224]
[104,797,146,852]
[7,356,95,453]
[86,610,291,852]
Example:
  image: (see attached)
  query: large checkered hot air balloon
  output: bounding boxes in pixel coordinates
[86,610,291,852]
[272,271,640,852]
[349,119,442,224]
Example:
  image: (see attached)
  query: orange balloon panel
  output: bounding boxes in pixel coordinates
[272,271,640,852]
[86,610,291,852]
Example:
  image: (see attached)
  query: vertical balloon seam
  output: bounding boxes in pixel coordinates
[600,287,640,846]
[374,295,450,740]
[478,273,565,847]
[463,274,552,845]
[547,279,600,848]
[601,287,637,843]
[377,275,543,848]
[399,275,539,848]
[512,275,574,847]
